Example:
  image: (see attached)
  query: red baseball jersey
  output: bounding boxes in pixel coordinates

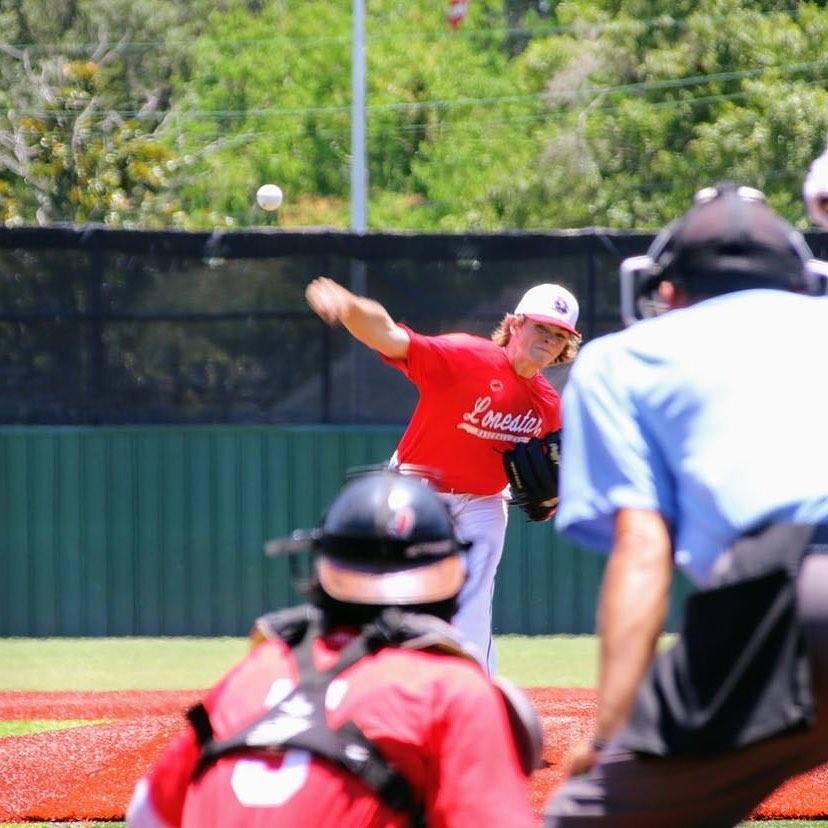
[137,629,535,827]
[383,327,561,495]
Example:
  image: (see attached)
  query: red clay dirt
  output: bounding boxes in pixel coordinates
[0,688,826,823]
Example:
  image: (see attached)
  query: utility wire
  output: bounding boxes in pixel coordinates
[9,56,827,123]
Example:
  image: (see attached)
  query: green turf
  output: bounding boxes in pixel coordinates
[0,720,105,737]
[496,634,599,686]
[739,824,828,828]
[0,634,673,690]
[0,635,597,689]
[3,824,120,827]
[0,637,248,691]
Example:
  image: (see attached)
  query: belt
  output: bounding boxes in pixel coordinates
[439,488,501,499]
[810,523,828,546]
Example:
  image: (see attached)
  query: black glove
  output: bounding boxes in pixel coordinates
[503,431,561,522]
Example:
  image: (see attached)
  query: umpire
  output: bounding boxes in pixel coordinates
[545,183,828,827]
[127,469,539,828]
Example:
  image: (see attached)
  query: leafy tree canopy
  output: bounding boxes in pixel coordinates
[1,0,827,230]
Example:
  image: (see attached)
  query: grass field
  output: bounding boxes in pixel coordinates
[0,634,599,690]
[1,636,826,828]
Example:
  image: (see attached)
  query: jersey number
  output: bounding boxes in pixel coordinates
[230,677,311,808]
[230,751,311,807]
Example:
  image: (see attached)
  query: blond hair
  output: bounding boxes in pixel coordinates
[491,313,581,365]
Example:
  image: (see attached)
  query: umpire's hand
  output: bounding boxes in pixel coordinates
[564,738,600,776]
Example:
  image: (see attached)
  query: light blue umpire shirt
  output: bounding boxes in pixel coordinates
[556,289,828,586]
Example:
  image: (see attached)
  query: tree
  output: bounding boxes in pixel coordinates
[505,0,828,228]
[3,0,828,231]
[0,0,234,227]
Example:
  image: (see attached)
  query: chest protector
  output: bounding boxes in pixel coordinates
[186,606,543,823]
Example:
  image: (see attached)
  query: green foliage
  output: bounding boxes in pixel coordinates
[525,0,828,228]
[0,0,232,227]
[1,0,828,229]
[0,59,188,227]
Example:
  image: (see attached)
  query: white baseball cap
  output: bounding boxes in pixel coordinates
[514,283,579,335]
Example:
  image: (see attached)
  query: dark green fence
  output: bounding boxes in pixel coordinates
[0,425,693,637]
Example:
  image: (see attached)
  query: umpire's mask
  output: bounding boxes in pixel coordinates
[265,470,469,605]
[619,183,828,325]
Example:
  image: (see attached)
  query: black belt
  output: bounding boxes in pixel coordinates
[810,524,828,545]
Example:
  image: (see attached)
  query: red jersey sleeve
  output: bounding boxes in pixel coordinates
[425,665,536,828]
[142,644,292,826]
[381,326,474,389]
[143,721,201,826]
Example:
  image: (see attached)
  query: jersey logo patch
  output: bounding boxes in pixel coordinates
[459,395,543,441]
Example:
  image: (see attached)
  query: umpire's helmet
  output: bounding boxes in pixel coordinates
[265,470,469,605]
[619,183,828,325]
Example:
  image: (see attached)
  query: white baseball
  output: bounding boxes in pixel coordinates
[256,184,283,211]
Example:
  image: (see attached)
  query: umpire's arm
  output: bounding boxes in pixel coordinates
[568,507,673,775]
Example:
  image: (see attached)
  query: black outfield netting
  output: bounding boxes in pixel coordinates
[1,225,824,425]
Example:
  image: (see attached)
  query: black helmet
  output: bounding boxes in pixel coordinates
[620,183,828,325]
[265,469,468,605]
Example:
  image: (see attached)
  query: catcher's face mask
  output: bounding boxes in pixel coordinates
[264,469,470,606]
[619,184,828,327]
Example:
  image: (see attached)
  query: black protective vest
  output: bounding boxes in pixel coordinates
[186,606,486,824]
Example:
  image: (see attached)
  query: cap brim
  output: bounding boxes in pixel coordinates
[316,554,466,605]
[522,313,579,336]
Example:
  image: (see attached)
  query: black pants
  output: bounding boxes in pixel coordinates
[544,530,828,828]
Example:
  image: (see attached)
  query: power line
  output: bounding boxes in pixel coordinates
[8,71,828,151]
[8,55,827,124]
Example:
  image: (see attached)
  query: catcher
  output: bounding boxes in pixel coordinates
[126,469,540,828]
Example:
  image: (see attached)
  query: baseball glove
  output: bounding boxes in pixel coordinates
[503,431,561,522]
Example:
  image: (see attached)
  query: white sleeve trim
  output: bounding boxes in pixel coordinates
[125,777,176,828]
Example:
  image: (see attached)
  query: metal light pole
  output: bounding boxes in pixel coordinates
[349,0,368,419]
[351,0,367,235]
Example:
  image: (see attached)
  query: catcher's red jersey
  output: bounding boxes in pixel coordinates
[383,327,561,496]
[132,630,535,827]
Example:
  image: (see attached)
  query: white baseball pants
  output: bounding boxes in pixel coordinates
[441,491,509,676]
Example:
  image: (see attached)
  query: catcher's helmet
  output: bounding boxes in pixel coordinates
[620,183,828,325]
[265,470,469,605]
